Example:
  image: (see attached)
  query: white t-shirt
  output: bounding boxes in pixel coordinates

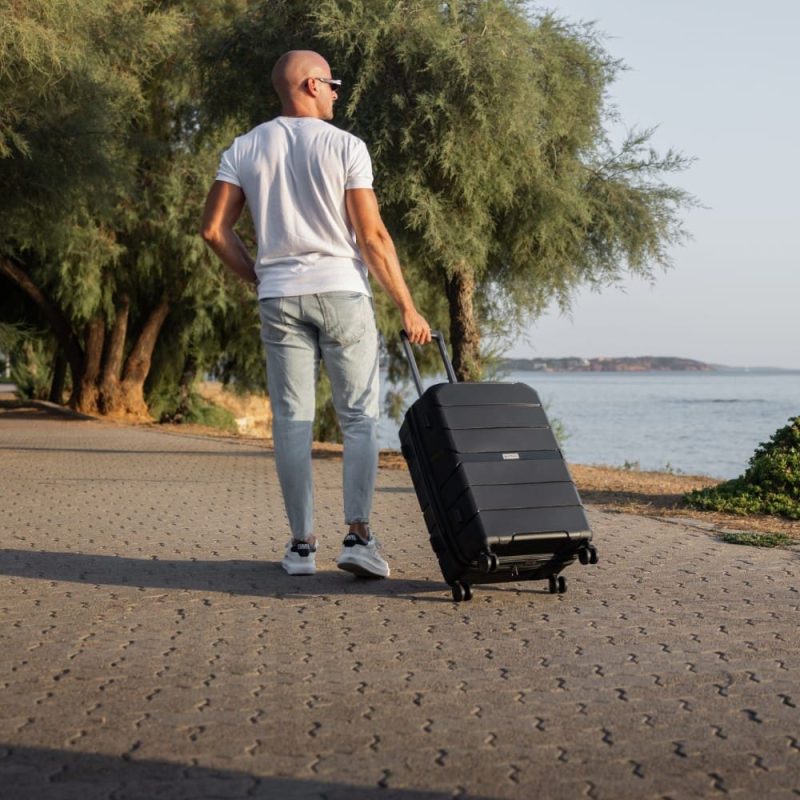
[215,116,374,299]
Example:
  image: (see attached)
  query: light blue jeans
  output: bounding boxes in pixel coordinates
[259,292,380,542]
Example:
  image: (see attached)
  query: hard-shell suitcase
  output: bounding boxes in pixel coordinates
[398,331,598,602]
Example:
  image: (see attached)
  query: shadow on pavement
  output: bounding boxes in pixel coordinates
[0,409,89,422]
[0,744,495,799]
[0,548,466,601]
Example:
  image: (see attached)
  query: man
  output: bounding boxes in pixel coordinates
[201,50,431,578]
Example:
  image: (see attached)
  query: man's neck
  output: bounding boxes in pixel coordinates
[279,105,322,119]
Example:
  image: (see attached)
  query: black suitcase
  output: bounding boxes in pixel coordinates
[398,331,598,602]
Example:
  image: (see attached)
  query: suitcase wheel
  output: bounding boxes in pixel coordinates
[578,545,599,566]
[450,581,473,603]
[589,545,599,565]
[548,575,567,594]
[478,552,498,574]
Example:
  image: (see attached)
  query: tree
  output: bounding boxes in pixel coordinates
[0,0,260,416]
[202,0,694,380]
[0,0,183,411]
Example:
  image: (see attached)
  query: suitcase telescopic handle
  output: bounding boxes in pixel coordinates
[400,330,458,397]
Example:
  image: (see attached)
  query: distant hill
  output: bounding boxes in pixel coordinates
[502,356,713,372]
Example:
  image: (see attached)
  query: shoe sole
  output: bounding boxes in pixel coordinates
[282,561,316,576]
[336,557,389,579]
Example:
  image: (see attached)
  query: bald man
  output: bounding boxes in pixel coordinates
[201,50,431,578]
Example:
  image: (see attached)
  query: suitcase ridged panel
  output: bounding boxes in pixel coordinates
[433,404,549,430]
[452,482,582,516]
[441,458,573,507]
[428,382,541,407]
[448,504,591,564]
[445,427,559,454]
[460,505,591,540]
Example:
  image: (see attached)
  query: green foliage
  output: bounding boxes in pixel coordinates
[720,531,796,549]
[0,321,31,352]
[0,0,694,432]
[548,414,568,447]
[663,462,684,475]
[684,417,800,520]
[313,367,342,444]
[1,0,263,417]
[9,335,53,401]
[148,380,238,434]
[182,396,238,433]
[201,272,267,394]
[316,2,693,336]
[0,0,183,260]
[0,321,52,398]
[202,0,694,393]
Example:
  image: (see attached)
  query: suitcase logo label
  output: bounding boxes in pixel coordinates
[502,452,520,460]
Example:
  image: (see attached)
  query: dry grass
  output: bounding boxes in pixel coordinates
[566,464,799,538]
[377,450,799,539]
[195,382,272,437]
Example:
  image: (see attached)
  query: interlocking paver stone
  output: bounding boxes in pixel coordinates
[1,408,799,799]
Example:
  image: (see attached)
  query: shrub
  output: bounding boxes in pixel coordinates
[720,531,795,548]
[684,417,800,520]
[10,339,52,401]
[184,398,238,433]
[155,389,238,434]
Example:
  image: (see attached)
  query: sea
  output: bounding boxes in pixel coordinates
[377,369,800,480]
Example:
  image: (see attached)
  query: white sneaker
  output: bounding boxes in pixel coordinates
[336,533,390,578]
[282,539,317,576]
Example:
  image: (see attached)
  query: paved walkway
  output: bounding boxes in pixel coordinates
[1,409,799,799]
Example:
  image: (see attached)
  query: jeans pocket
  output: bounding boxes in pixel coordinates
[259,297,290,344]
[321,292,368,347]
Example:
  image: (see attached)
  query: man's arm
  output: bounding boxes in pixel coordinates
[345,188,431,345]
[200,180,257,286]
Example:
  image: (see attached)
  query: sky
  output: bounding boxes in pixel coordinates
[505,1,800,368]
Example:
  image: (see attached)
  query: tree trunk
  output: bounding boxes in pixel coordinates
[75,317,105,414]
[444,268,482,382]
[117,295,170,417]
[99,294,130,414]
[0,256,85,404]
[49,351,67,404]
[172,351,197,422]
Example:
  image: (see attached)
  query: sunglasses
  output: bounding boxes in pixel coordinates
[309,76,342,90]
